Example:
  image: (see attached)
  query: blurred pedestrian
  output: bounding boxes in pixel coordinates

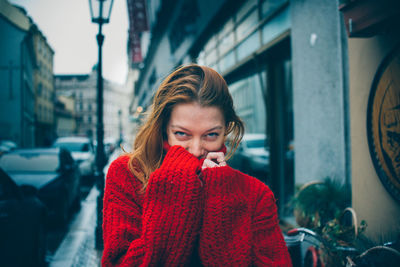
[102,64,292,266]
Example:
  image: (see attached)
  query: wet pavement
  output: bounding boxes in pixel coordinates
[50,185,102,267]
[48,147,125,267]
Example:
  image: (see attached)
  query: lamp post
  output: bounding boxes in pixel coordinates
[118,109,123,146]
[89,0,114,249]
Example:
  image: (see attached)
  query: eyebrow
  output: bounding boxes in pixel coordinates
[170,125,224,132]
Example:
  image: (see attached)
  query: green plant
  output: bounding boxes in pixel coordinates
[290,177,366,266]
[290,177,351,232]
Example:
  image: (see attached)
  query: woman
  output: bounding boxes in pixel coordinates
[102,64,292,266]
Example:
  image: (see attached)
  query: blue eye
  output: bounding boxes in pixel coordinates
[174,131,186,136]
[206,133,219,139]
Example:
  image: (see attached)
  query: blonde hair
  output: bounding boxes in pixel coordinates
[128,64,244,188]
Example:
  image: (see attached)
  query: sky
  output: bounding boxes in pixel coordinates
[9,0,129,84]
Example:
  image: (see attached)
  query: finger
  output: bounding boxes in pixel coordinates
[206,152,225,163]
[202,159,219,170]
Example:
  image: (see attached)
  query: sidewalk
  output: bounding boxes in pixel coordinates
[50,185,102,267]
[49,148,125,267]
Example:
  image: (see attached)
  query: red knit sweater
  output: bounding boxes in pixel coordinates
[102,145,292,266]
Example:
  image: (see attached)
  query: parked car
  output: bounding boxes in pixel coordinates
[228,133,270,178]
[0,140,18,156]
[52,136,96,181]
[0,148,81,224]
[0,167,47,267]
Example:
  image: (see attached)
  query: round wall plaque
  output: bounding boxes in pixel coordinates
[367,46,400,203]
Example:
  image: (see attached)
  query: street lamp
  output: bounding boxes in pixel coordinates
[89,0,114,250]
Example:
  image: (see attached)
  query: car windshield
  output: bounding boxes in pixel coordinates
[246,139,266,148]
[53,142,89,152]
[0,153,59,172]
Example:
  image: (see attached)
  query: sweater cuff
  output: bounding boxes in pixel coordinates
[161,145,201,174]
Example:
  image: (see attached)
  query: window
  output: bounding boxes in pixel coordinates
[236,9,258,41]
[219,32,234,56]
[237,31,260,61]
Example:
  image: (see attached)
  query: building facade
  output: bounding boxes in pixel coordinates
[0,0,35,148]
[31,24,55,146]
[128,0,400,241]
[55,68,132,143]
[55,94,78,137]
[128,0,349,216]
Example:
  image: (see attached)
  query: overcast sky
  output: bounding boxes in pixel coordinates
[9,0,129,84]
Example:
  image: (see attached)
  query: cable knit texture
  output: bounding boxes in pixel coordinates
[102,145,292,266]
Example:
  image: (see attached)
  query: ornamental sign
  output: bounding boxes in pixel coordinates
[367,46,400,203]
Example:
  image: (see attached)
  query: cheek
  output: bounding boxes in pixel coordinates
[204,137,225,152]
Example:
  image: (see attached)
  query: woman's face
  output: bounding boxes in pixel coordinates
[166,102,226,159]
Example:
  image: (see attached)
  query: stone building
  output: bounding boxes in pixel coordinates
[55,67,131,143]
[0,0,35,147]
[31,24,55,146]
[127,0,400,242]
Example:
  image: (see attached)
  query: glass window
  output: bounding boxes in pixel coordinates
[219,31,235,56]
[236,9,258,41]
[236,0,257,22]
[237,31,260,61]
[205,48,217,65]
[197,51,206,65]
[219,51,235,73]
[219,18,234,37]
[204,36,216,52]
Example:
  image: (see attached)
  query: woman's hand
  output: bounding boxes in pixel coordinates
[202,152,227,170]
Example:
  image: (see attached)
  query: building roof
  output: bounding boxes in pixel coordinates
[0,0,30,31]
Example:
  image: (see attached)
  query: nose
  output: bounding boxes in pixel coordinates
[188,139,203,158]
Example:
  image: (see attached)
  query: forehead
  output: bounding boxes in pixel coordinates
[168,102,225,129]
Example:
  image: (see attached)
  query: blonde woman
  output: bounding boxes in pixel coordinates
[102,64,292,266]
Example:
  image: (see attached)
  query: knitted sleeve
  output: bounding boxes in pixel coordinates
[252,186,292,267]
[199,166,292,267]
[102,146,204,266]
[199,166,253,266]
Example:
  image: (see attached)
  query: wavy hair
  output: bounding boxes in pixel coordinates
[128,64,244,188]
